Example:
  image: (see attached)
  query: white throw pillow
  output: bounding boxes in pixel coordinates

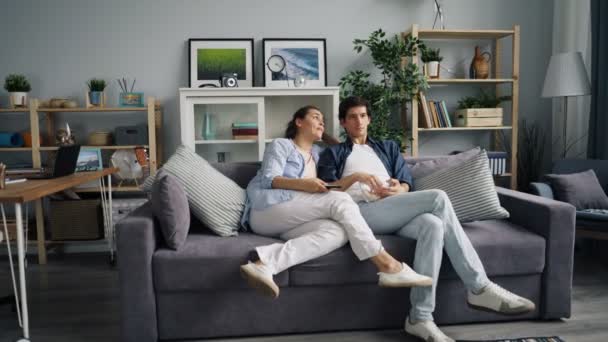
[158,145,245,236]
[415,150,509,222]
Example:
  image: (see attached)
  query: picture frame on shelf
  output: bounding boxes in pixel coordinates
[76,148,103,172]
[188,38,254,88]
[263,38,327,88]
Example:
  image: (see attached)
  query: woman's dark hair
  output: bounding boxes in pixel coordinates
[338,96,372,121]
[284,105,321,139]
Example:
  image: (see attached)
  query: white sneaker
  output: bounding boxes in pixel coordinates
[405,317,455,342]
[240,261,279,298]
[378,263,433,288]
[467,282,535,315]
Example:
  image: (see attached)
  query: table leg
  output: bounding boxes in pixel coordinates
[15,203,30,341]
[108,174,114,262]
[98,174,115,264]
[34,199,46,265]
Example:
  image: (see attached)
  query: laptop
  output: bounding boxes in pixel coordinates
[25,145,81,179]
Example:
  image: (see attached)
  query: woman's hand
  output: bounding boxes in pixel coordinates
[301,178,330,193]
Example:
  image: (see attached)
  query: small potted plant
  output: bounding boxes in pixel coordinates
[4,74,31,108]
[420,47,443,79]
[86,78,107,107]
[455,90,511,127]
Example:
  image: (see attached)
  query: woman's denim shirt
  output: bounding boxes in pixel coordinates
[240,138,321,229]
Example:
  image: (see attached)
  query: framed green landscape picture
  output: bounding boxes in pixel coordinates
[188,38,254,88]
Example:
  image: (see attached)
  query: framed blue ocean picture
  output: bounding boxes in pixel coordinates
[76,148,103,172]
[263,38,327,88]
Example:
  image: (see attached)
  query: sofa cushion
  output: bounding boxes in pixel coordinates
[153,232,288,292]
[545,169,608,210]
[151,169,190,250]
[288,220,545,286]
[414,150,510,222]
[408,147,480,180]
[161,145,246,237]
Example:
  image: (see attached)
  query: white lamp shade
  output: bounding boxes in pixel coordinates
[541,51,591,98]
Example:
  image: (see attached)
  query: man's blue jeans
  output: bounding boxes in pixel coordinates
[359,189,490,322]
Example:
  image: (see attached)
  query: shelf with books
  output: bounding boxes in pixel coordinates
[427,78,514,84]
[417,126,513,132]
[412,28,515,40]
[407,24,519,189]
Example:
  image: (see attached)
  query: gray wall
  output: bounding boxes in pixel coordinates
[0,0,554,163]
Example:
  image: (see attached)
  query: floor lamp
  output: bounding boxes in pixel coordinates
[542,51,591,159]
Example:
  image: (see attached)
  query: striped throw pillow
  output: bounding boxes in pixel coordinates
[160,145,246,236]
[415,150,509,222]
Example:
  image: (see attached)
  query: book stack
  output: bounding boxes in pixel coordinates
[232,122,258,140]
[418,92,452,128]
[487,151,508,175]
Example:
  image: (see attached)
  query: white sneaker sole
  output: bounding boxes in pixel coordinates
[379,276,433,288]
[240,265,280,299]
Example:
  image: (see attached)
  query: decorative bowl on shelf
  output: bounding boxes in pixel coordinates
[88,131,112,146]
[49,98,68,108]
[62,100,78,108]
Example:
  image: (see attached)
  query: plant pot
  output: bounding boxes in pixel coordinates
[426,62,440,79]
[89,91,103,106]
[9,92,28,108]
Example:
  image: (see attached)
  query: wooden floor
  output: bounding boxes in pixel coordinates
[1,251,607,342]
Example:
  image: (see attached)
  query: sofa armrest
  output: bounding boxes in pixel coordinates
[496,186,576,319]
[117,202,160,342]
[529,182,554,199]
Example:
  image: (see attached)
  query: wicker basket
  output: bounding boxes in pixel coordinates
[88,131,112,146]
[1,219,37,241]
[49,200,103,240]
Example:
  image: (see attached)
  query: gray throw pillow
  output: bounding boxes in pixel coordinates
[151,169,190,250]
[415,150,509,222]
[161,145,245,237]
[409,147,480,180]
[545,169,608,210]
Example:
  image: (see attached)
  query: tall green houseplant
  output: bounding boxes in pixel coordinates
[339,29,428,149]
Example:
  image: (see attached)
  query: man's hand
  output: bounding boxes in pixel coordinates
[376,178,409,198]
[302,178,329,193]
[354,172,385,193]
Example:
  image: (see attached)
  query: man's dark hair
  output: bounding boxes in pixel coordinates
[339,96,372,121]
[284,105,321,139]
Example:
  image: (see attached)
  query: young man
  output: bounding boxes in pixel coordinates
[318,96,535,342]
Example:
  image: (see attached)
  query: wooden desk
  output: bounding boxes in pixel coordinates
[0,168,117,342]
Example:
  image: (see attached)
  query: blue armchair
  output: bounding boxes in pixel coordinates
[530,159,608,240]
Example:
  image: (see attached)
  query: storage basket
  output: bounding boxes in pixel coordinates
[49,200,103,240]
[88,131,112,146]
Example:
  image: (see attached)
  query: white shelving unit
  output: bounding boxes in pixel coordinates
[179,87,340,162]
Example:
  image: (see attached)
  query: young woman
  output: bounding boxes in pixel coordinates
[240,105,432,298]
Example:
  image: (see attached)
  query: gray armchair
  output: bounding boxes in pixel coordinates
[530,159,608,240]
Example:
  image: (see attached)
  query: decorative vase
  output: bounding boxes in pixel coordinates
[469,46,492,79]
[203,113,216,140]
[89,91,103,106]
[9,92,28,108]
[426,61,441,79]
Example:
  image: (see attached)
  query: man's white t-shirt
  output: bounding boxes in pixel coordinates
[342,143,391,202]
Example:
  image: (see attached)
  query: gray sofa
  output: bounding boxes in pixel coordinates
[117,160,576,342]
